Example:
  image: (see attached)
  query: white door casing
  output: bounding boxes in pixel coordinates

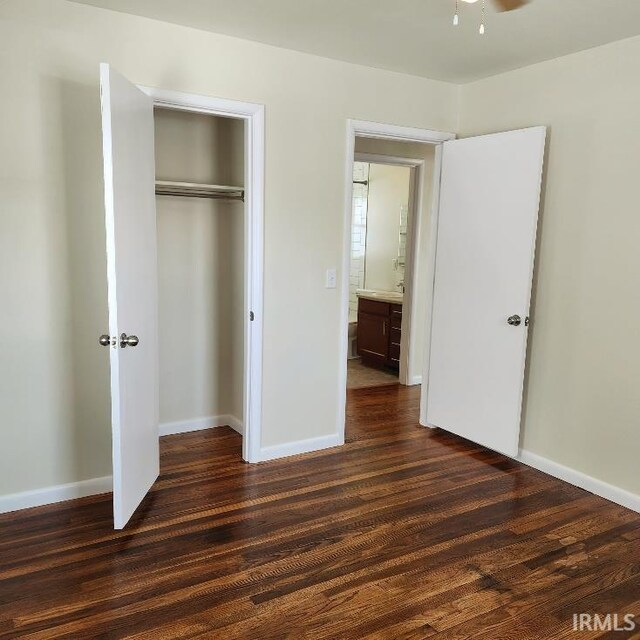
[424,127,546,456]
[100,63,159,529]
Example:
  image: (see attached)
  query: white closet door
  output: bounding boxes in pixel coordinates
[99,63,159,529]
[424,127,546,456]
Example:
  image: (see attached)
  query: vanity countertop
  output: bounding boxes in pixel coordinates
[356,289,403,305]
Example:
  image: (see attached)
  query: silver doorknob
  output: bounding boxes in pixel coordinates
[120,333,139,348]
[507,315,522,326]
[99,334,112,347]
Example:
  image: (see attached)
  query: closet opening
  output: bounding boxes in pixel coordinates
[154,107,246,450]
[100,67,264,527]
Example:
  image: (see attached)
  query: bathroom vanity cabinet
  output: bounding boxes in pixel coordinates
[357,297,402,369]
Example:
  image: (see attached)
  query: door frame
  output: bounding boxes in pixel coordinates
[353,151,423,386]
[338,120,456,440]
[140,85,265,463]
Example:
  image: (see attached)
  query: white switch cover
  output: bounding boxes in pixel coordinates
[325,268,337,289]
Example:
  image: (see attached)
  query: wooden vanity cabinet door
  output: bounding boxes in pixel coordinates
[357,301,389,366]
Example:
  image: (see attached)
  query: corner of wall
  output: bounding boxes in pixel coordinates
[455,81,465,136]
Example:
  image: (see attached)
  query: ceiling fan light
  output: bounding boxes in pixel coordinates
[453,12,459,25]
[479,0,487,35]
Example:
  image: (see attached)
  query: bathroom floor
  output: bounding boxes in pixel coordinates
[347,358,399,389]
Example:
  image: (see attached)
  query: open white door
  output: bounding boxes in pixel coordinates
[100,64,159,529]
[423,127,546,457]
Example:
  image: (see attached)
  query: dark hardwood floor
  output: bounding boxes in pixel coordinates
[1,385,639,639]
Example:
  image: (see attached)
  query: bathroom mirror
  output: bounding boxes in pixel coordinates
[349,161,410,300]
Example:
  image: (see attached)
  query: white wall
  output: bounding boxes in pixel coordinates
[362,164,410,293]
[154,109,244,428]
[0,0,457,497]
[459,35,640,496]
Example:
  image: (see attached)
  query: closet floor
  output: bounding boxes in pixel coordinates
[1,385,639,638]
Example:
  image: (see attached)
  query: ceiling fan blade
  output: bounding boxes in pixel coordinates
[493,0,529,11]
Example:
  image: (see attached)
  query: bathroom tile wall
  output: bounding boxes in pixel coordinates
[350,162,369,321]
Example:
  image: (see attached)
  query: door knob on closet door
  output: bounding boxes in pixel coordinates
[120,333,139,348]
[99,334,113,347]
[507,315,522,326]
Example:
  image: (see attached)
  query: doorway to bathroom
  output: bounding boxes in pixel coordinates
[345,140,435,391]
[340,120,546,459]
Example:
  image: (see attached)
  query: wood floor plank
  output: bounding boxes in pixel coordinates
[0,384,638,639]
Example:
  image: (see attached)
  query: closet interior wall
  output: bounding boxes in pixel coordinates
[154,107,245,433]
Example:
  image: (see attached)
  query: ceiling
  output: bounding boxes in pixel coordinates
[71,0,640,83]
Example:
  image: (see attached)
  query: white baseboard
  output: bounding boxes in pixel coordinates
[226,415,244,436]
[1,416,245,516]
[159,414,244,437]
[5,439,635,519]
[256,432,344,463]
[408,375,422,386]
[517,449,640,514]
[0,475,113,515]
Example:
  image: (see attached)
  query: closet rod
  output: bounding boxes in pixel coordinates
[155,180,245,202]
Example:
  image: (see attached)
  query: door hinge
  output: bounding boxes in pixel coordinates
[249,311,255,321]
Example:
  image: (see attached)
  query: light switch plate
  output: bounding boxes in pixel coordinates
[325,268,337,289]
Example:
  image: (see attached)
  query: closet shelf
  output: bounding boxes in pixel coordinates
[155,180,244,202]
